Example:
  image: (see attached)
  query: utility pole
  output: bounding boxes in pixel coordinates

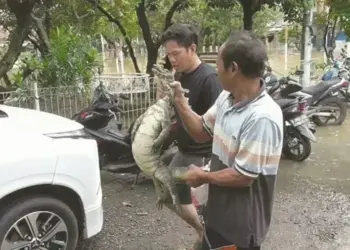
[300,0,315,87]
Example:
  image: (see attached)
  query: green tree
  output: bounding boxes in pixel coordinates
[173,1,243,45]
[278,24,303,50]
[174,0,283,46]
[83,0,189,75]
[0,0,39,83]
[205,0,282,31]
[12,25,100,88]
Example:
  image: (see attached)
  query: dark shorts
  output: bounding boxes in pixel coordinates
[167,151,210,205]
[201,227,261,250]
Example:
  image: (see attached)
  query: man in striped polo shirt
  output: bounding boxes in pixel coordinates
[170,31,283,250]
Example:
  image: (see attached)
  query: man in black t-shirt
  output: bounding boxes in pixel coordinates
[160,24,222,247]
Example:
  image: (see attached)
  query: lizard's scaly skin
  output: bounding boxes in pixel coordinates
[131,64,188,213]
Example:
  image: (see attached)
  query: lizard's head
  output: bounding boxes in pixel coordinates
[152,64,175,102]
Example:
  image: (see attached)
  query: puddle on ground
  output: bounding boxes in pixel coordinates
[278,116,350,196]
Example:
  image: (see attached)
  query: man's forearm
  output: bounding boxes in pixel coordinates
[202,168,253,187]
[175,99,211,143]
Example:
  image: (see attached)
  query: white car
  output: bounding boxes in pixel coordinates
[0,105,103,250]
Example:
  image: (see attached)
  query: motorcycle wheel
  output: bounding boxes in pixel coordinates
[282,129,311,161]
[312,97,347,126]
[99,153,108,169]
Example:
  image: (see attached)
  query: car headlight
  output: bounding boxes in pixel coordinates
[45,128,92,139]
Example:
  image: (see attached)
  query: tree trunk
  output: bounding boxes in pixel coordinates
[85,0,141,73]
[0,0,37,79]
[330,17,338,48]
[136,0,158,75]
[239,0,254,30]
[26,2,53,58]
[102,34,118,58]
[243,8,254,30]
[32,14,51,54]
[163,0,187,31]
[136,0,188,75]
[323,7,332,59]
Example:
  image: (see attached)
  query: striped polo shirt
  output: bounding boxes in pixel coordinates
[202,86,283,248]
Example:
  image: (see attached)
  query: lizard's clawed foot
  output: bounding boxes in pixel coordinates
[130,171,140,190]
[168,82,189,94]
[181,88,189,94]
[156,198,164,210]
[175,203,183,216]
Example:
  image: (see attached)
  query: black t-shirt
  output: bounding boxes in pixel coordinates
[174,63,223,155]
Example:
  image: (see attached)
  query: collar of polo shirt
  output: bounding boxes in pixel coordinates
[227,79,266,112]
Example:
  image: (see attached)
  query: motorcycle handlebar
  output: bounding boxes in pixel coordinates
[112,106,126,115]
[119,93,130,100]
[107,94,130,104]
[341,52,348,58]
[265,65,272,72]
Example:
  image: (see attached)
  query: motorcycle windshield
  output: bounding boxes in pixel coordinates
[90,84,120,110]
[93,102,117,110]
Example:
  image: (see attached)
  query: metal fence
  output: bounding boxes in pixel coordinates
[0,74,157,129]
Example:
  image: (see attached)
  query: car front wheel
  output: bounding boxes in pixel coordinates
[0,195,79,250]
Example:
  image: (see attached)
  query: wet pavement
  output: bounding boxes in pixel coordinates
[78,117,350,250]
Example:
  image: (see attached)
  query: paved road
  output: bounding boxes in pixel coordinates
[78,118,350,250]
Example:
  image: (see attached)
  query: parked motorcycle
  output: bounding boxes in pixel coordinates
[72,81,177,186]
[317,48,350,105]
[288,76,348,126]
[264,66,283,99]
[276,95,316,161]
[263,69,316,160]
[322,48,350,81]
[331,49,350,103]
[266,69,349,126]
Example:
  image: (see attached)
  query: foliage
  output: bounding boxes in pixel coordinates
[330,0,350,36]
[50,0,100,35]
[173,0,283,46]
[12,25,101,88]
[50,0,140,39]
[280,0,314,23]
[97,0,140,39]
[0,0,308,79]
[278,24,302,50]
[146,0,190,39]
[172,1,243,45]
[253,4,284,36]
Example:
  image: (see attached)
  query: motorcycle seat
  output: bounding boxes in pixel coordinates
[106,129,131,144]
[275,98,297,109]
[302,78,341,95]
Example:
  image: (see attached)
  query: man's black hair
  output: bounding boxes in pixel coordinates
[161,23,199,48]
[221,31,268,78]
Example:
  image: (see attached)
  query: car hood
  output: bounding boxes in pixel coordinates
[0,105,83,134]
